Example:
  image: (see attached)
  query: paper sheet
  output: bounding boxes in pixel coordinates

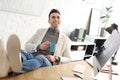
[72,64,86,73]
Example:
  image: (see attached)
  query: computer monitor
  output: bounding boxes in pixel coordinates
[93,30,120,77]
[69,28,86,42]
[94,39,106,50]
[93,39,106,56]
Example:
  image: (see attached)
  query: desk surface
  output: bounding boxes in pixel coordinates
[0,61,93,80]
[0,61,119,80]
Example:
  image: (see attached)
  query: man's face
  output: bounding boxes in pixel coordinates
[48,13,61,29]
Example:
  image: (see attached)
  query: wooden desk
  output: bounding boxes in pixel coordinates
[0,61,93,80]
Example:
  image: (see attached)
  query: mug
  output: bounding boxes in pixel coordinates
[49,42,56,52]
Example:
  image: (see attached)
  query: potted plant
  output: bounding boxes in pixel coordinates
[100,6,113,27]
[100,6,113,37]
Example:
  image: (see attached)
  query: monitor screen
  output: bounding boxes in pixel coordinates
[94,39,106,50]
[93,30,120,77]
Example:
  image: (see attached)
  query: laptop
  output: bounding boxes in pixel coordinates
[93,30,120,77]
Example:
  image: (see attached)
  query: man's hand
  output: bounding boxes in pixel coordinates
[39,41,50,50]
[45,55,56,62]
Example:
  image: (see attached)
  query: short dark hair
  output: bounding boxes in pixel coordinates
[105,23,118,34]
[48,9,61,19]
[111,23,118,30]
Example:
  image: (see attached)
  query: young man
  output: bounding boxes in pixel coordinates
[25,9,71,65]
[0,34,52,78]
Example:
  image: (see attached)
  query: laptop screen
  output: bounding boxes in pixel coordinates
[93,30,120,76]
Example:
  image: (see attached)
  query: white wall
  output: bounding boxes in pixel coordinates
[0,0,119,49]
[0,0,63,49]
[0,11,43,49]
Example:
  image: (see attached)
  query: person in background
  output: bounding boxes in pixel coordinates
[104,23,119,38]
[0,34,52,78]
[25,9,71,65]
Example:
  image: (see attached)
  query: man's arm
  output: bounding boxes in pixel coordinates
[25,30,41,53]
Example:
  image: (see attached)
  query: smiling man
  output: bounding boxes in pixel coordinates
[25,9,71,65]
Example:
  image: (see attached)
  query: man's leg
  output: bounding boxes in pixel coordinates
[21,50,52,73]
[0,39,9,78]
[6,35,40,74]
[21,59,40,73]
[6,33,44,74]
[20,50,40,73]
[35,55,52,66]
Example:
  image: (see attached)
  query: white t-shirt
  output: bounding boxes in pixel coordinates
[103,30,110,38]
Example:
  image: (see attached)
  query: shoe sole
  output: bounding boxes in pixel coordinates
[7,34,22,72]
[0,39,9,78]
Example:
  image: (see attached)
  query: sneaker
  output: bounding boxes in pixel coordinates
[7,34,22,72]
[0,39,9,78]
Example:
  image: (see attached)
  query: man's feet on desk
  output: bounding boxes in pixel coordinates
[7,34,22,72]
[0,34,22,78]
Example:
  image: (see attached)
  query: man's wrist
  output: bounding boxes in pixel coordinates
[55,56,60,63]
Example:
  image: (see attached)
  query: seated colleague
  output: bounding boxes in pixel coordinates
[0,35,52,78]
[25,9,71,65]
[104,23,119,38]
